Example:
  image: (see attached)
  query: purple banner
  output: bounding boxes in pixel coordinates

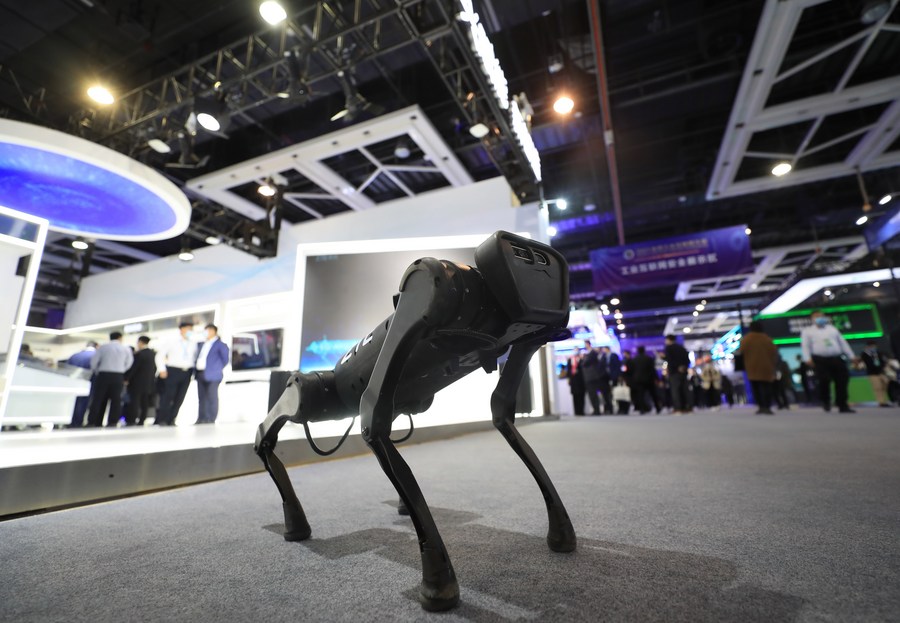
[590,225,754,294]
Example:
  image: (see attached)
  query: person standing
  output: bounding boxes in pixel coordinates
[87,332,133,427]
[566,349,586,416]
[66,341,97,428]
[774,356,793,409]
[124,336,157,426]
[629,346,658,414]
[194,324,230,424]
[794,354,815,404]
[582,341,604,415]
[700,363,723,409]
[597,347,618,414]
[155,322,196,426]
[740,321,777,415]
[664,335,691,413]
[801,310,859,413]
[860,341,891,407]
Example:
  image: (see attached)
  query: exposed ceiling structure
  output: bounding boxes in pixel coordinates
[1,0,899,339]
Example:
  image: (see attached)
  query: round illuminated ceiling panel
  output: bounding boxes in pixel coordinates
[0,119,191,241]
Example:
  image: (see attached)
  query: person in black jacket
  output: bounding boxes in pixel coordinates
[664,335,692,413]
[566,348,586,416]
[124,336,158,426]
[629,346,658,414]
[582,341,604,415]
[860,341,891,407]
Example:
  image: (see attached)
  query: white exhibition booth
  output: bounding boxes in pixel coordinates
[6,177,558,435]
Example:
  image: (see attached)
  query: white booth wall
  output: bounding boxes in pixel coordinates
[0,245,24,355]
[58,178,553,428]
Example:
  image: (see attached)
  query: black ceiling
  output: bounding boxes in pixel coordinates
[2,0,899,336]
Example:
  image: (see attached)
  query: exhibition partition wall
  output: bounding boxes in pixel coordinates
[0,206,47,428]
[52,177,551,429]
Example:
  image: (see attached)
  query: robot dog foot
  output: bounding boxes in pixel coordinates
[546,503,577,553]
[282,502,312,542]
[418,547,460,611]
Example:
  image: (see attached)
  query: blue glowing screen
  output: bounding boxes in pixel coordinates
[0,142,178,236]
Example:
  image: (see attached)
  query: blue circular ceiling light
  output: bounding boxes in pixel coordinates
[0,119,191,241]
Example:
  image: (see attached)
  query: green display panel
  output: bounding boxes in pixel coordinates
[757,304,883,345]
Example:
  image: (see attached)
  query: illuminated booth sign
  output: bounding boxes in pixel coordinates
[590,225,754,294]
[757,304,883,345]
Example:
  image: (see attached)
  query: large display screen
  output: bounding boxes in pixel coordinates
[232,328,284,370]
[300,247,475,372]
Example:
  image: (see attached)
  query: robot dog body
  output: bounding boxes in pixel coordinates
[255,231,577,611]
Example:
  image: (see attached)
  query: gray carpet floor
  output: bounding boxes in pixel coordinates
[1,407,899,622]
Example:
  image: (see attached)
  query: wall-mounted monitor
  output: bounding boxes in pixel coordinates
[232,328,284,371]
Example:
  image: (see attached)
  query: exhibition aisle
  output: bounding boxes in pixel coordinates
[1,409,899,622]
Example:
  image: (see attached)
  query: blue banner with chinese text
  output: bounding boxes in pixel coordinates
[589,225,754,294]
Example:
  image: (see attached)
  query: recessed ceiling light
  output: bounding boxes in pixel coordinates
[692,311,699,317]
[553,95,575,114]
[205,236,222,245]
[695,304,704,311]
[873,281,881,287]
[744,227,752,235]
[547,226,557,237]
[87,85,115,105]
[683,327,692,333]
[856,215,868,226]
[771,162,792,177]
[610,297,620,305]
[178,249,194,262]
[259,1,287,24]
[556,199,567,210]
[879,194,892,206]
[71,238,89,250]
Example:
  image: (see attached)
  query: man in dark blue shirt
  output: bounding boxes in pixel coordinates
[67,341,98,428]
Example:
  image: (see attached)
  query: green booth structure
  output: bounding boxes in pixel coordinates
[756,304,887,405]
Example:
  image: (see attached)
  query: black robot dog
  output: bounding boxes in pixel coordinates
[255,230,576,611]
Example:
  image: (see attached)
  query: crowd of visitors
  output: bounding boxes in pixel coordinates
[563,310,895,416]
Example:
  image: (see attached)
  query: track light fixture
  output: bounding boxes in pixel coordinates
[71,237,90,250]
[259,1,287,25]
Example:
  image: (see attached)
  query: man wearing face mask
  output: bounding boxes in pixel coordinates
[800,311,859,413]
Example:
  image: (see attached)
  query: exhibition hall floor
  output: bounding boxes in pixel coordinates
[2,408,899,622]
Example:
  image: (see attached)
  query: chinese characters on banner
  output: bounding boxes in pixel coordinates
[590,225,754,294]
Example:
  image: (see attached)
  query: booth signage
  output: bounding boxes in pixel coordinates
[457,0,542,182]
[589,225,754,293]
[757,304,883,344]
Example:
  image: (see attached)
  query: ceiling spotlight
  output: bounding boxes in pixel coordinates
[620,332,626,339]
[692,311,699,317]
[87,85,115,105]
[614,312,623,320]
[683,327,692,334]
[547,226,558,237]
[469,122,490,138]
[258,184,276,197]
[584,203,596,212]
[856,215,869,226]
[750,283,758,290]
[701,300,707,305]
[71,238,90,250]
[394,139,411,160]
[553,95,575,115]
[695,304,705,311]
[873,281,881,288]
[771,162,792,177]
[259,1,287,25]
[147,138,171,154]
[824,289,833,297]
[196,112,221,132]
[178,249,195,262]
[556,199,567,210]
[879,194,893,206]
[617,324,625,331]
[205,236,222,246]
[610,297,621,306]
[744,227,752,235]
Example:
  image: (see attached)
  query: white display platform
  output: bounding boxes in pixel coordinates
[0,417,556,517]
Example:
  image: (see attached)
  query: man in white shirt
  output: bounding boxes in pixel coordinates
[801,310,859,413]
[88,332,134,427]
[194,324,230,424]
[154,321,196,425]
